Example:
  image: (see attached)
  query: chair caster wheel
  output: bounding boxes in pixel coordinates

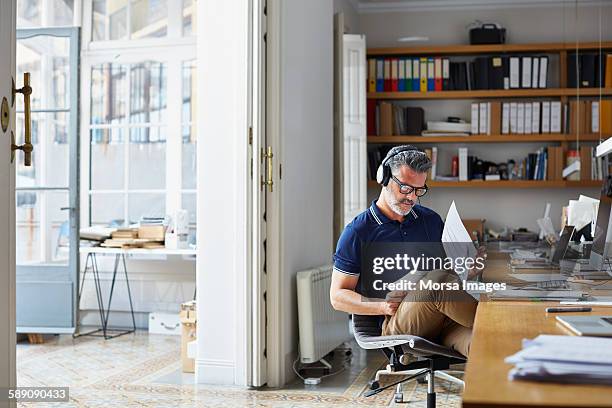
[394,392,404,403]
[368,380,379,390]
[417,375,427,384]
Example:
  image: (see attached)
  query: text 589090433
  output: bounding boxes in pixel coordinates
[2,387,69,402]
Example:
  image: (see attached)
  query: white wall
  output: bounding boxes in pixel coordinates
[277,0,334,384]
[360,2,612,230]
[195,0,249,386]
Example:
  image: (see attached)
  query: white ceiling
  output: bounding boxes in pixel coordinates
[355,0,608,13]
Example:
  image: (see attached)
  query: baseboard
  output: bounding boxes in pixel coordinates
[195,358,236,384]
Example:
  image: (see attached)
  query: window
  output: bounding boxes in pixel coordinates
[17,0,74,28]
[83,1,197,233]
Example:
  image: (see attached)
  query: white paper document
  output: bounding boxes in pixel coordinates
[442,201,477,280]
[506,335,612,384]
[568,199,597,232]
[508,273,567,282]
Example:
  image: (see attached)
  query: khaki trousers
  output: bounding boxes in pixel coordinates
[381,272,478,357]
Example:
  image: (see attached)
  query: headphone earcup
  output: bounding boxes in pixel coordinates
[376,165,384,185]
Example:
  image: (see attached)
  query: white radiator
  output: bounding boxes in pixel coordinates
[297,265,350,363]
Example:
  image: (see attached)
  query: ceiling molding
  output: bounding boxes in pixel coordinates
[357,0,610,14]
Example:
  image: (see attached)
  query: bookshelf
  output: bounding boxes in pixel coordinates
[366,40,612,188]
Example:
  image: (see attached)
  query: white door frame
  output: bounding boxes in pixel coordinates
[0,0,17,406]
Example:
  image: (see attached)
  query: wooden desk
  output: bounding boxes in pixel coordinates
[463,256,612,408]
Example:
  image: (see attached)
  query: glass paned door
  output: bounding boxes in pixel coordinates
[15,27,79,333]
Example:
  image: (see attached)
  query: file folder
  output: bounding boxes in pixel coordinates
[542,101,551,133]
[489,56,504,89]
[427,58,435,91]
[442,58,450,90]
[376,59,384,92]
[502,56,510,89]
[413,59,420,91]
[539,56,548,88]
[405,58,413,91]
[532,57,539,91]
[391,58,399,91]
[517,102,525,134]
[368,59,377,93]
[502,103,510,134]
[532,102,541,134]
[522,56,532,88]
[510,102,518,133]
[384,58,391,91]
[525,103,532,134]
[510,57,520,88]
[471,103,479,134]
[398,59,405,91]
[434,57,442,91]
[420,58,428,92]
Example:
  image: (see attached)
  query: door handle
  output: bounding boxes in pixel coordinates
[261,146,274,192]
[60,207,75,211]
[12,72,33,166]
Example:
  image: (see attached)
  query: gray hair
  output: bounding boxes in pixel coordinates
[388,148,432,176]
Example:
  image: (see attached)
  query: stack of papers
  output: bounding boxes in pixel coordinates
[506,335,612,384]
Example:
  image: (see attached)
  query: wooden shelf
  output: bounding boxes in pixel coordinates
[367,88,612,100]
[367,134,607,144]
[367,42,612,56]
[367,180,601,188]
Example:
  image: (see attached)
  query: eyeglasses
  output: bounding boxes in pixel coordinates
[391,175,428,197]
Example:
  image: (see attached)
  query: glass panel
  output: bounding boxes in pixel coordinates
[130,61,167,124]
[91,193,125,226]
[91,128,126,190]
[17,0,74,28]
[182,0,196,36]
[47,191,70,263]
[91,63,128,125]
[17,35,70,111]
[128,193,165,224]
[182,60,196,125]
[16,112,70,188]
[16,191,41,264]
[129,137,166,189]
[181,193,196,246]
[131,0,168,39]
[182,132,196,190]
[92,0,129,41]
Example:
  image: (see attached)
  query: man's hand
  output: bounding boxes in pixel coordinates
[468,245,487,280]
[379,290,407,315]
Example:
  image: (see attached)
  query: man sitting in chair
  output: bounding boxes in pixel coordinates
[330,145,484,358]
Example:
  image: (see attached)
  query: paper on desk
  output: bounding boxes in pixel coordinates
[568,200,596,232]
[508,273,567,282]
[536,217,556,238]
[442,201,477,280]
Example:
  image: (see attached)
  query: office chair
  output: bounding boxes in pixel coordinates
[353,314,465,407]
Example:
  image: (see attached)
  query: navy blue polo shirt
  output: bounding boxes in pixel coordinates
[333,200,444,278]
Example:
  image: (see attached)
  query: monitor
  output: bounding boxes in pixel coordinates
[551,225,575,264]
[590,189,612,271]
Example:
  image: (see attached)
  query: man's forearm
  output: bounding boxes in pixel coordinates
[331,288,383,315]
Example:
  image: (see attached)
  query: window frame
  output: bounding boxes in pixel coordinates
[80,2,196,229]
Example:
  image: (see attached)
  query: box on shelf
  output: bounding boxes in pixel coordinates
[138,225,166,240]
[180,300,197,373]
[149,312,181,336]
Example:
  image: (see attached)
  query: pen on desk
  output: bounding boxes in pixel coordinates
[545,306,592,313]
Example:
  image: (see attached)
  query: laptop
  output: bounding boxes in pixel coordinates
[556,315,612,336]
[510,226,575,270]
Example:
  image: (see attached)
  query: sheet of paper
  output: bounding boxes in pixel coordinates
[568,200,596,231]
[442,201,477,280]
[509,273,567,282]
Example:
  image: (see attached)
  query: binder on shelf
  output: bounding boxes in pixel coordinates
[479,103,488,134]
[510,57,520,89]
[398,59,406,91]
[391,58,399,92]
[466,61,474,90]
[594,53,606,87]
[490,101,501,135]
[550,101,562,133]
[567,53,579,88]
[525,103,533,134]
[471,103,479,135]
[379,102,393,136]
[521,56,532,88]
[431,147,438,180]
[367,99,376,136]
[532,57,539,91]
[420,58,428,92]
[459,147,468,181]
[406,58,413,91]
[376,59,384,92]
[517,102,525,134]
[580,146,592,181]
[502,103,510,134]
[547,146,556,181]
[442,58,450,90]
[434,57,443,91]
[601,100,612,134]
[539,56,548,88]
[510,102,518,134]
[413,59,420,91]
[502,56,510,89]
[542,101,551,133]
[605,54,612,88]
[592,101,600,133]
[384,58,391,91]
[368,59,377,93]
[490,56,504,89]
[580,54,596,87]
[474,57,489,90]
[427,57,435,91]
[585,100,592,135]
[486,102,492,135]
[532,102,541,134]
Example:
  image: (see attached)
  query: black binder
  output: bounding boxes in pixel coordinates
[581,53,596,87]
[568,53,579,88]
[473,57,489,90]
[489,56,505,89]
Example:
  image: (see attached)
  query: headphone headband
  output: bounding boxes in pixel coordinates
[376,145,423,186]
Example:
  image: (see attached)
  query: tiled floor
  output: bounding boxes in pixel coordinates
[16,331,462,407]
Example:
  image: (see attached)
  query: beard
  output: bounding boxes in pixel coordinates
[383,186,414,216]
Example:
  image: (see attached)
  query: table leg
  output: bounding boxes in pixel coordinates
[103,254,120,331]
[121,253,137,331]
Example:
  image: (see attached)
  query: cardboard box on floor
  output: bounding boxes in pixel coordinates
[180,300,197,373]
